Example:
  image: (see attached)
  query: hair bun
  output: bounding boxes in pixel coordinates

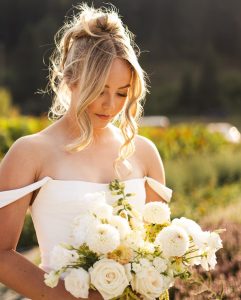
[72,3,125,40]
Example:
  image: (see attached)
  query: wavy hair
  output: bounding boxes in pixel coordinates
[47,3,149,179]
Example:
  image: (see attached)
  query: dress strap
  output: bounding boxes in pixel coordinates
[144,176,172,203]
[0,176,51,208]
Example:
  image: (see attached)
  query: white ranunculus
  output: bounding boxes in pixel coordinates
[109,216,131,239]
[143,202,171,224]
[70,215,100,247]
[49,245,79,270]
[123,230,145,250]
[64,268,90,299]
[131,266,165,300]
[86,224,120,254]
[152,257,168,273]
[91,202,113,221]
[172,217,202,239]
[44,270,59,288]
[89,258,129,300]
[155,225,189,257]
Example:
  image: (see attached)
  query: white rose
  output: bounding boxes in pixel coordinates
[131,266,165,299]
[64,268,90,299]
[86,224,120,254]
[155,225,189,257]
[44,270,59,288]
[109,216,131,240]
[143,202,171,224]
[49,245,79,270]
[90,258,129,299]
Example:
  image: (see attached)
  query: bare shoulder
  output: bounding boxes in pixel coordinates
[134,134,160,161]
[0,133,47,189]
[134,134,158,150]
[134,134,166,184]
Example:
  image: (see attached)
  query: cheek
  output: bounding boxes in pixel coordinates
[116,99,127,113]
[86,102,97,113]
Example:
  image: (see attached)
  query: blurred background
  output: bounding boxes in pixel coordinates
[0,0,241,299]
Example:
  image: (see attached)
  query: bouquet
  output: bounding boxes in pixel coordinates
[44,179,224,299]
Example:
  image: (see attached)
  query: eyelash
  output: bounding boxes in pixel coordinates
[100,92,127,98]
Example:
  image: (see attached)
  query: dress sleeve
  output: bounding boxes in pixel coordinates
[0,176,51,208]
[144,176,172,203]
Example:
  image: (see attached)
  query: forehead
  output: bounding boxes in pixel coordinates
[105,58,132,87]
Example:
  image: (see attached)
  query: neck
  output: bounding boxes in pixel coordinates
[59,111,115,144]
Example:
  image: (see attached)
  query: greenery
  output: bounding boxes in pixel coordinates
[0,116,49,157]
[139,124,228,160]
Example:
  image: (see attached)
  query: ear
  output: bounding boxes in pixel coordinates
[67,81,79,92]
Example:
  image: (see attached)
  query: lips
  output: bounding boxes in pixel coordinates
[95,114,112,120]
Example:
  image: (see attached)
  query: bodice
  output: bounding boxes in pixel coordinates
[0,176,172,272]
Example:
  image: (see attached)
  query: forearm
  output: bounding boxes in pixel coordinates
[0,249,99,300]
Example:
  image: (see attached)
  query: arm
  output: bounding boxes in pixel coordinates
[0,136,102,300]
[136,135,166,203]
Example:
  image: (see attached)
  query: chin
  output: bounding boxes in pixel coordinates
[93,122,110,130]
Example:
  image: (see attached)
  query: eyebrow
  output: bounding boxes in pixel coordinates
[105,84,130,89]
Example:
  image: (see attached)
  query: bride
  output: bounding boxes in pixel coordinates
[0,3,172,300]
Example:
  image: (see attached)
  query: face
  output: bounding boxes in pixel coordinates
[86,57,132,128]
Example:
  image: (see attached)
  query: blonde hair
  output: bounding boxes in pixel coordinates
[47,3,148,179]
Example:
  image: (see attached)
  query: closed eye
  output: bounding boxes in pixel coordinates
[99,91,127,97]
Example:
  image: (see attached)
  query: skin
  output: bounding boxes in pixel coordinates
[0,57,166,299]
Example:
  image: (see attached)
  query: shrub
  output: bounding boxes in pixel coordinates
[139,124,227,160]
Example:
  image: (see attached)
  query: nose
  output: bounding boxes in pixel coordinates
[102,93,115,111]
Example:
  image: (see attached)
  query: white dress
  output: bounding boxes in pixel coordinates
[0,176,172,273]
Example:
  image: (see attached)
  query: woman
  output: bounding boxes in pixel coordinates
[0,3,172,299]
